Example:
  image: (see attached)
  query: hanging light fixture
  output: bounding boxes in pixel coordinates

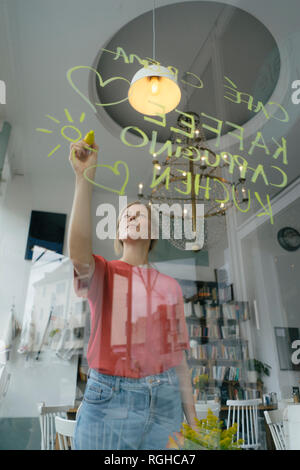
[128,2,181,115]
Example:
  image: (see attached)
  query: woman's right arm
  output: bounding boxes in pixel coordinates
[68,139,99,284]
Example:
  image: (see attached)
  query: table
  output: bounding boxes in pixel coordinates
[220,404,276,412]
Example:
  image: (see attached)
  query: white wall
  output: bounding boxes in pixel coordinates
[0,165,158,417]
[0,173,78,417]
[241,216,300,399]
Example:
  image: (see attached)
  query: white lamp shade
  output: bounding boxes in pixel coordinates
[128,64,181,115]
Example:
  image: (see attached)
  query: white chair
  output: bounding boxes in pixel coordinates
[55,416,76,450]
[76,402,82,419]
[0,365,11,402]
[264,409,286,450]
[37,402,73,450]
[226,399,262,449]
[283,404,300,450]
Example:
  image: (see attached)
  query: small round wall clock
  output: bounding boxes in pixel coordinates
[277,227,300,252]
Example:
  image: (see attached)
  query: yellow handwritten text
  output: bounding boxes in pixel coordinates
[224,76,289,123]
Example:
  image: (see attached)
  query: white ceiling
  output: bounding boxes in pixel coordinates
[95,2,279,142]
[0,0,300,200]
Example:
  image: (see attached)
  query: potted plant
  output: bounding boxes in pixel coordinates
[167,408,243,450]
[248,359,271,393]
[193,373,209,402]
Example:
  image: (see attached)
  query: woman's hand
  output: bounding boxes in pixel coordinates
[69,139,99,181]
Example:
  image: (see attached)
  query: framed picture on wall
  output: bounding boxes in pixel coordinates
[25,210,67,260]
[274,327,300,371]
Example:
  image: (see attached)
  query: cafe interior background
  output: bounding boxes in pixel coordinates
[0,0,300,450]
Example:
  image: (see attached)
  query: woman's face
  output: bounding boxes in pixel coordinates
[118,204,151,242]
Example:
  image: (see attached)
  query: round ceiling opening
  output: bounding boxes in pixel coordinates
[92,1,280,143]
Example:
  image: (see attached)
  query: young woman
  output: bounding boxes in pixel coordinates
[68,138,197,450]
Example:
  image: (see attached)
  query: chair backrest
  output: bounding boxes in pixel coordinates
[282,404,300,450]
[264,409,286,450]
[76,402,82,420]
[226,399,262,449]
[0,365,11,401]
[55,416,76,450]
[37,402,73,450]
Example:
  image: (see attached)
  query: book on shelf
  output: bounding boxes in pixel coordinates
[205,305,221,320]
[229,385,262,400]
[193,302,204,318]
[221,324,240,339]
[188,342,249,361]
[188,324,222,339]
[184,300,250,322]
[187,323,243,341]
[183,302,193,317]
[190,365,241,382]
[190,365,210,377]
[222,302,249,321]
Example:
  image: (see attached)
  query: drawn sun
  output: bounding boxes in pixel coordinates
[36,109,86,157]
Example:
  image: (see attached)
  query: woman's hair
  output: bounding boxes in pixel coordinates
[114,201,158,255]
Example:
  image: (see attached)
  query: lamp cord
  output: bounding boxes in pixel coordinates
[152,0,156,61]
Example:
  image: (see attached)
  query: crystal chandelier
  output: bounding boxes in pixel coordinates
[137,112,248,251]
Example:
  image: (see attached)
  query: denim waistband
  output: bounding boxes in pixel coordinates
[88,367,178,390]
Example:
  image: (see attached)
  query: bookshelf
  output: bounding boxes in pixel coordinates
[177,278,256,403]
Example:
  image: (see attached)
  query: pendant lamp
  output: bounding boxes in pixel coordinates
[128,3,181,115]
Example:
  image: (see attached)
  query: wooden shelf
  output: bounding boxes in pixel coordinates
[188,358,247,363]
[189,336,247,342]
[185,296,214,303]
[186,316,242,322]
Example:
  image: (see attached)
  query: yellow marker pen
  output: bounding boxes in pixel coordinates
[84,130,95,146]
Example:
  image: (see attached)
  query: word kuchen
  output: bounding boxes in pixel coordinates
[150,166,274,224]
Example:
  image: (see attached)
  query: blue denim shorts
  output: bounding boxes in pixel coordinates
[74,367,184,450]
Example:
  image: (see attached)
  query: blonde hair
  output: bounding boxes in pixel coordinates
[114,201,158,255]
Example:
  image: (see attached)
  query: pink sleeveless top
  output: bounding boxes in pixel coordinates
[74,255,190,378]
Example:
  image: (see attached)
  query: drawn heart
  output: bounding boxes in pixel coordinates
[83,160,129,195]
[66,65,130,112]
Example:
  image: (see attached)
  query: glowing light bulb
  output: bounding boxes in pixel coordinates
[200,156,207,169]
[138,183,143,195]
[192,244,201,251]
[220,203,225,208]
[150,76,159,95]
